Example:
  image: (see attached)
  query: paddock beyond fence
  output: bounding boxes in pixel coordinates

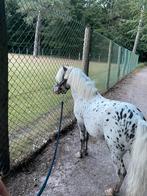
[0,0,139,174]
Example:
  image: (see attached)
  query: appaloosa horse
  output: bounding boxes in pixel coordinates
[54,66,147,196]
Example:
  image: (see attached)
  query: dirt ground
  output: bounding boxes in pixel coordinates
[5,67,147,196]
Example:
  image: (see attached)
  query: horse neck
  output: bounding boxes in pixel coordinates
[71,88,78,101]
[70,85,102,103]
[68,69,99,101]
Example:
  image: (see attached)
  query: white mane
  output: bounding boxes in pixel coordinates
[67,67,98,100]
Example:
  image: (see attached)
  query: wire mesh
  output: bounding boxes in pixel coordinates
[6,0,84,167]
[109,42,119,88]
[3,0,139,170]
[89,32,139,92]
[89,32,110,92]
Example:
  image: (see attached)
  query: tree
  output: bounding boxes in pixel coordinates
[6,0,28,53]
[5,0,147,60]
[133,4,144,53]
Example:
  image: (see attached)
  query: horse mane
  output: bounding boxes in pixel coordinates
[68,67,98,100]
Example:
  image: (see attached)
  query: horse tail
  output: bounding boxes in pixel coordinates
[126,119,147,196]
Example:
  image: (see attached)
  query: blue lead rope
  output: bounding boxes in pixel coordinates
[37,101,64,196]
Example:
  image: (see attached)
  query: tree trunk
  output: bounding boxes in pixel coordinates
[133,5,144,53]
[33,11,41,57]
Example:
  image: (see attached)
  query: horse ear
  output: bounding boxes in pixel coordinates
[63,66,67,72]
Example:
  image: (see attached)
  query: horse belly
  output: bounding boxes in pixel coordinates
[84,117,103,137]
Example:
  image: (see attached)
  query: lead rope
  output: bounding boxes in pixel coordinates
[36,101,64,196]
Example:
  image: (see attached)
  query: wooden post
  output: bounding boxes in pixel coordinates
[33,11,41,57]
[106,40,112,89]
[0,0,10,175]
[117,46,121,81]
[82,25,91,76]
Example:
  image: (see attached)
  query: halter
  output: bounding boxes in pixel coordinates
[57,78,68,88]
[55,68,70,94]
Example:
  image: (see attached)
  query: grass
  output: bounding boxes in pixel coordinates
[8,54,82,165]
[9,53,111,132]
[9,54,76,131]
[8,53,136,166]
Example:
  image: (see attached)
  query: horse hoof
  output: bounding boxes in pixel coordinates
[105,188,115,196]
[84,151,88,156]
[75,151,82,158]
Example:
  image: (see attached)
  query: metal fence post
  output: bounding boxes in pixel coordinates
[82,25,91,76]
[117,46,121,81]
[136,55,139,67]
[123,49,128,76]
[127,51,131,74]
[0,0,10,175]
[106,40,112,89]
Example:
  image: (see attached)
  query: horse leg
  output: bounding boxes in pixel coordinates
[75,123,89,158]
[114,158,126,193]
[75,123,86,158]
[105,153,127,196]
[84,131,89,156]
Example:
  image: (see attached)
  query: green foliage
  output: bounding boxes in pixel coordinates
[5,0,147,59]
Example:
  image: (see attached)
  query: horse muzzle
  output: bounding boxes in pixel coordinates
[53,84,69,94]
[53,85,61,94]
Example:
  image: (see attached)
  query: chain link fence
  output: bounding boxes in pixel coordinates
[7,0,85,169]
[89,32,139,91]
[0,0,139,174]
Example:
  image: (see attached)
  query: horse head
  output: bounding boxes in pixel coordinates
[53,66,72,94]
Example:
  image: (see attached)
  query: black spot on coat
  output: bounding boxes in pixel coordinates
[120,109,124,120]
[123,113,127,118]
[143,116,146,121]
[128,111,133,119]
[130,134,135,139]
